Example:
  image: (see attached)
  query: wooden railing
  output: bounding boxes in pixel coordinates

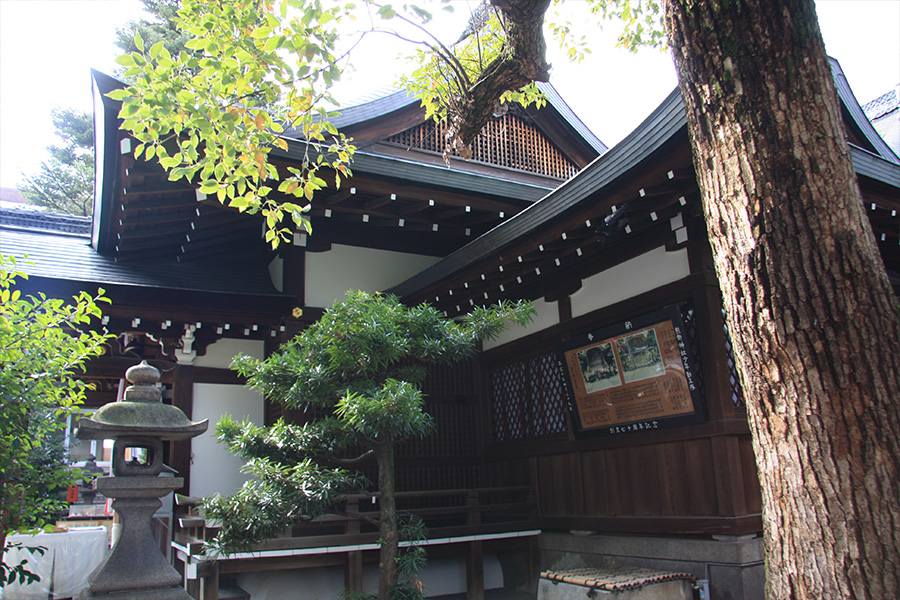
[173,486,539,600]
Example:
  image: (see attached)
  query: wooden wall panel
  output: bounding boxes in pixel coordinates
[489,431,757,536]
[580,451,609,516]
[655,441,690,516]
[684,438,720,516]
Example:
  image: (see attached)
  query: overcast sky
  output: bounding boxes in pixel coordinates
[0,0,897,189]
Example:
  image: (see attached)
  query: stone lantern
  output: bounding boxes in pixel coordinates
[77,361,208,599]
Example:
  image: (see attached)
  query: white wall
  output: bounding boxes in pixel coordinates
[483,297,559,351]
[189,338,266,498]
[193,338,264,369]
[571,247,689,318]
[268,255,283,292]
[483,247,690,352]
[305,244,440,308]
[237,554,503,600]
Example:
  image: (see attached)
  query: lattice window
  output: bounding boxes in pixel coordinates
[386,113,579,179]
[721,308,746,408]
[490,352,569,441]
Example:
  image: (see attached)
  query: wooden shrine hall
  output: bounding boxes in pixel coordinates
[1,58,898,600]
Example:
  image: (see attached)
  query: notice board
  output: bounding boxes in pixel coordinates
[557,306,705,435]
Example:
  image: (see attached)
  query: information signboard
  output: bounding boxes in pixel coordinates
[557,306,705,435]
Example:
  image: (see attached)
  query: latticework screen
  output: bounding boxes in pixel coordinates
[386,113,579,180]
[721,308,746,408]
[490,352,569,442]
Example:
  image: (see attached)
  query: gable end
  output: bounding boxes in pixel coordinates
[385,112,580,180]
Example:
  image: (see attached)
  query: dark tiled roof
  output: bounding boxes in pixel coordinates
[864,86,899,121]
[0,208,91,236]
[830,60,900,163]
[274,139,556,202]
[0,225,285,299]
[390,59,900,299]
[325,87,418,129]
[536,81,607,154]
[388,87,687,299]
[315,82,607,155]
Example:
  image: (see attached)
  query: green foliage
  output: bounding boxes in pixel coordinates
[18,109,94,216]
[116,0,195,58]
[399,3,546,128]
[231,291,534,411]
[391,513,427,600]
[0,255,111,582]
[579,0,666,51]
[110,0,356,247]
[208,291,532,576]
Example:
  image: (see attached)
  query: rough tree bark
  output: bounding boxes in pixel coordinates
[663,0,900,597]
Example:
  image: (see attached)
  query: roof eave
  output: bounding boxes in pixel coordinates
[91,69,128,256]
[388,87,687,299]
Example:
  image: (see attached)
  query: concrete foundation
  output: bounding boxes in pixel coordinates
[539,532,764,600]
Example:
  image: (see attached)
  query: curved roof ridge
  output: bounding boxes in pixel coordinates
[830,57,900,164]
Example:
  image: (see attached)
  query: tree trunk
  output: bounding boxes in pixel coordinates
[375,440,398,600]
[663,0,900,597]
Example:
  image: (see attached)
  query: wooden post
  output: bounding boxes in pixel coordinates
[201,561,219,600]
[524,537,540,594]
[170,364,194,494]
[466,490,484,600]
[525,487,540,594]
[345,497,364,593]
[467,541,485,600]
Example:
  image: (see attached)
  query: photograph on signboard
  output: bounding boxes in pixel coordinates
[616,329,665,383]
[576,341,621,393]
[557,306,704,435]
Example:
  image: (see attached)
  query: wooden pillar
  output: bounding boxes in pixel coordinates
[201,561,219,600]
[524,537,540,594]
[345,498,364,592]
[467,541,485,600]
[170,364,194,494]
[466,490,484,600]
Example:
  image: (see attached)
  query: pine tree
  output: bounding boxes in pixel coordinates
[18,109,94,216]
[204,291,534,600]
[115,0,192,57]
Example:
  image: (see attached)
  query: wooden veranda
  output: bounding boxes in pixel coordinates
[173,487,539,600]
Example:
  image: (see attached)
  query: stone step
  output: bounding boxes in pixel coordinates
[218,583,251,599]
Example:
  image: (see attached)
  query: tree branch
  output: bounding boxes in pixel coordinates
[321,449,375,466]
[444,0,552,153]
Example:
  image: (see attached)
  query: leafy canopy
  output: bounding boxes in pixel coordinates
[109,0,664,245]
[109,0,356,247]
[0,255,111,584]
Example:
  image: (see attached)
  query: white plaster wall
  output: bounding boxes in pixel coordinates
[194,338,264,369]
[191,383,264,498]
[570,247,689,318]
[268,255,284,292]
[483,297,559,351]
[237,554,503,600]
[189,338,266,498]
[482,247,689,353]
[305,244,440,308]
